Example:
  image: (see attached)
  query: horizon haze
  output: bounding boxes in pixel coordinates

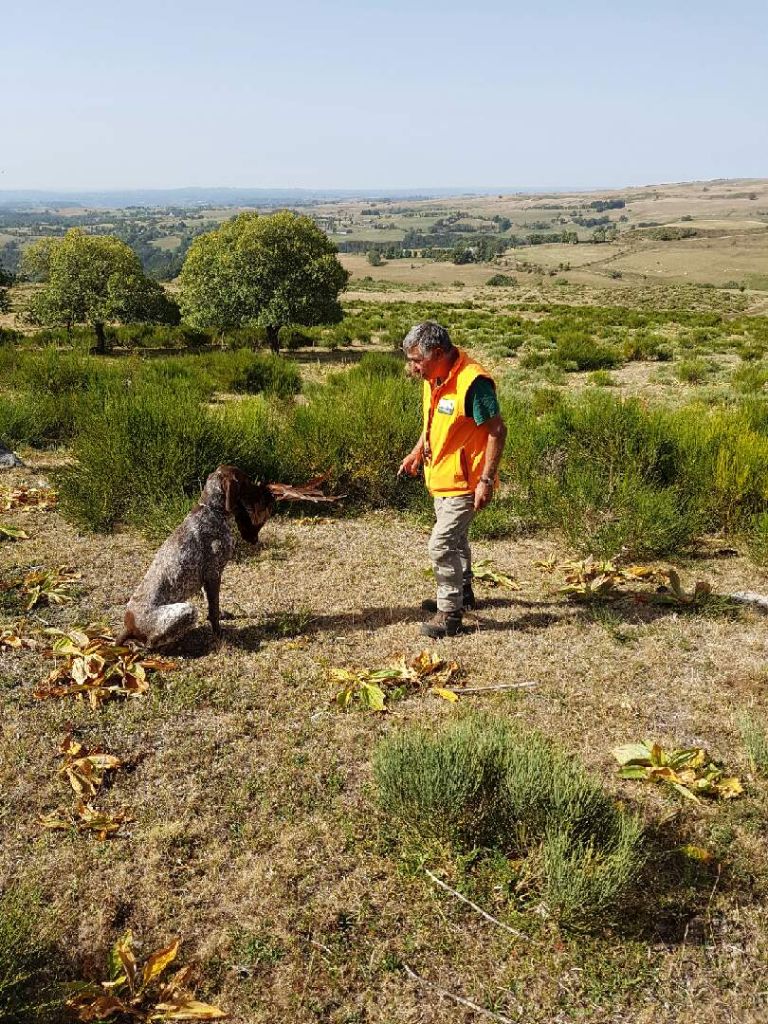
[3,0,767,192]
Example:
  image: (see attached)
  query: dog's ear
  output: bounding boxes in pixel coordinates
[220,466,243,514]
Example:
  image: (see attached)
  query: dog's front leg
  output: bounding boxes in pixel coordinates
[203,578,222,637]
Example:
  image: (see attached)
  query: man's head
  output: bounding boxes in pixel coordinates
[402,321,456,381]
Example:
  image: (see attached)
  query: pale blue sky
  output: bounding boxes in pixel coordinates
[2,0,766,190]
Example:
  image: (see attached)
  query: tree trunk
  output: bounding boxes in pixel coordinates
[93,322,107,355]
[266,324,280,354]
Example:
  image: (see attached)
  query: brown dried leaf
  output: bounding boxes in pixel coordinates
[66,992,134,1021]
[143,938,181,989]
[150,1000,227,1020]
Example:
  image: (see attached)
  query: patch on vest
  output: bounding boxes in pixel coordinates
[437,397,455,415]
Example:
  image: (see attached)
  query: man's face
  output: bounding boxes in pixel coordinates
[404,346,441,381]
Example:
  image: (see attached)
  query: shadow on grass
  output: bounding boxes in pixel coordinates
[611,818,746,945]
[154,591,730,657]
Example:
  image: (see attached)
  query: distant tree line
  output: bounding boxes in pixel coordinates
[588,198,626,212]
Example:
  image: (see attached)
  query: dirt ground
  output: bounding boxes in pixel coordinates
[3,453,768,1023]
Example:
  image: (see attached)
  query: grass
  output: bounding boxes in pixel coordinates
[3,181,768,1021]
[374,713,645,926]
[738,713,768,775]
[0,889,65,1023]
[4,453,768,1022]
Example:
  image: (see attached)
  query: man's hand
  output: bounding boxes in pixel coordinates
[398,450,423,478]
[474,479,494,510]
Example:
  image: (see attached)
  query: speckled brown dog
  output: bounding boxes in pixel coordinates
[118,465,274,647]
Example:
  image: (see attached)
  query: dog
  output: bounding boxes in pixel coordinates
[118,465,274,647]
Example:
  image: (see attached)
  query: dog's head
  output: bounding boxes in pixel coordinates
[208,465,275,544]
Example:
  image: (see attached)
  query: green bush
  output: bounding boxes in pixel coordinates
[738,713,768,775]
[58,382,281,533]
[732,363,768,394]
[228,352,302,399]
[552,332,621,371]
[587,369,616,387]
[675,357,717,384]
[0,392,72,446]
[374,714,644,925]
[622,332,669,362]
[0,889,65,1023]
[283,370,422,507]
[346,352,404,380]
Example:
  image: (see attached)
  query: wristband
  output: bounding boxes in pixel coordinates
[479,476,494,487]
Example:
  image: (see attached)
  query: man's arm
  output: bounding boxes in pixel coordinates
[475,415,507,510]
[398,431,427,477]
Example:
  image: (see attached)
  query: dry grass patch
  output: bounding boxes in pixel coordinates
[3,459,768,1020]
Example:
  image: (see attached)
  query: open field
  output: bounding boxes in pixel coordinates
[4,449,768,1023]
[3,180,768,1022]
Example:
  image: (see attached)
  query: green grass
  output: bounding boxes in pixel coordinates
[374,713,644,926]
[738,713,768,775]
[0,889,65,1023]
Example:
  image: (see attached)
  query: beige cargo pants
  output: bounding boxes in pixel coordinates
[428,494,476,612]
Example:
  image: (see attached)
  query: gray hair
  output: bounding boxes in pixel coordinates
[402,321,453,356]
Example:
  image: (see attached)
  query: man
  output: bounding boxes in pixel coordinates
[399,321,507,638]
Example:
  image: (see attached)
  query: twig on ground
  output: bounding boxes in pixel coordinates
[729,591,768,613]
[457,682,538,694]
[403,965,515,1024]
[424,868,532,941]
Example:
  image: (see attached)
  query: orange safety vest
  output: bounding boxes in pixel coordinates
[422,349,497,497]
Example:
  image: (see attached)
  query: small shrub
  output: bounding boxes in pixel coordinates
[540,822,644,927]
[675,357,717,384]
[374,713,644,925]
[486,274,517,287]
[738,713,768,775]
[732,363,768,394]
[588,369,616,387]
[0,889,65,1023]
[229,352,302,399]
[347,352,404,380]
[58,381,281,533]
[0,393,60,446]
[622,333,667,362]
[283,371,422,507]
[552,332,621,371]
[746,510,768,565]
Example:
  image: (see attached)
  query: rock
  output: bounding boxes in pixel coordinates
[0,443,25,469]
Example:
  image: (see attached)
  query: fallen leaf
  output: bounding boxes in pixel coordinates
[429,687,459,702]
[150,1000,227,1020]
[0,523,29,541]
[143,938,180,989]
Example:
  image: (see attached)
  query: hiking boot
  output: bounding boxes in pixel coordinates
[421,586,477,613]
[420,610,463,638]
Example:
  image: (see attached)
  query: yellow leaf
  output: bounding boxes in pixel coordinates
[150,999,228,1020]
[143,938,181,989]
[678,845,714,862]
[715,776,744,799]
[39,809,72,830]
[59,734,85,757]
[429,687,459,702]
[114,930,138,995]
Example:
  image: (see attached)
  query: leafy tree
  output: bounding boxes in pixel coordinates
[0,265,11,315]
[21,229,179,353]
[177,210,350,352]
[366,249,383,267]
